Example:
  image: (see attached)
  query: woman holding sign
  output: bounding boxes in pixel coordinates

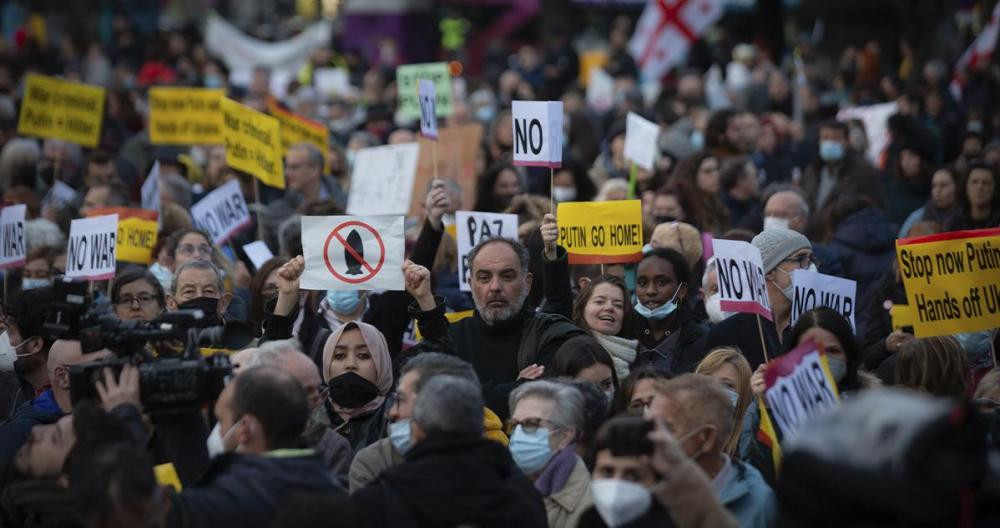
[629,248,709,374]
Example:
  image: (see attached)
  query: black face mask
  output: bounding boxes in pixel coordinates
[654,215,677,225]
[177,297,222,327]
[326,371,379,409]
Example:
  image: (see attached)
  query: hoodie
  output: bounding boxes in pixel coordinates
[167,450,341,528]
[0,390,63,472]
[829,207,897,335]
[353,435,547,528]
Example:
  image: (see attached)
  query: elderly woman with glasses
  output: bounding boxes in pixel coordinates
[507,380,592,528]
[112,268,168,321]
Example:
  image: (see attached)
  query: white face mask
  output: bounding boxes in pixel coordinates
[552,186,577,203]
[590,479,652,527]
[705,293,730,324]
[0,331,36,374]
[206,419,240,458]
[763,216,790,231]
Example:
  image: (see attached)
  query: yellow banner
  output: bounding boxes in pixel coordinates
[267,99,329,171]
[895,227,1000,337]
[557,200,644,264]
[87,207,158,264]
[414,309,473,341]
[149,87,224,145]
[17,73,105,147]
[221,97,285,189]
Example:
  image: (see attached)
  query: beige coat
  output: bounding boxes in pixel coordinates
[544,456,592,528]
[348,438,403,493]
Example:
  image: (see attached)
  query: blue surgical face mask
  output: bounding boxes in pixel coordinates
[203,74,224,88]
[388,418,412,454]
[819,140,845,162]
[22,278,52,290]
[326,290,363,315]
[149,262,173,291]
[509,425,553,474]
[475,106,496,123]
[690,130,705,150]
[826,355,847,383]
[633,284,685,321]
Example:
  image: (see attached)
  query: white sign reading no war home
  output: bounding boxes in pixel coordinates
[512,100,563,168]
[66,214,118,280]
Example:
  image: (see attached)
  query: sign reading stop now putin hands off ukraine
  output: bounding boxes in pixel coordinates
[896,227,1000,337]
[557,200,644,265]
[149,87,225,145]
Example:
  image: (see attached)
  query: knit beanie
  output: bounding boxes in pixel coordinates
[752,228,812,273]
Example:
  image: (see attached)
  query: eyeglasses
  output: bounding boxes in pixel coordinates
[177,244,214,257]
[627,396,654,414]
[116,294,159,308]
[782,253,820,269]
[505,417,558,435]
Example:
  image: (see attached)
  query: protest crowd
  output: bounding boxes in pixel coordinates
[1,0,1000,526]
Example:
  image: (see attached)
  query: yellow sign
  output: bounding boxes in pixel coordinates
[154,463,182,491]
[267,99,330,171]
[557,200,644,264]
[149,87,224,145]
[87,207,158,264]
[895,227,1000,337]
[221,97,285,189]
[17,73,105,147]
[414,309,473,341]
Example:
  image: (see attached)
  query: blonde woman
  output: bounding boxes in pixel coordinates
[696,347,753,457]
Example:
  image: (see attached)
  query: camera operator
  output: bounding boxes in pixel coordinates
[0,286,58,422]
[168,365,342,528]
[0,340,111,474]
[167,260,233,326]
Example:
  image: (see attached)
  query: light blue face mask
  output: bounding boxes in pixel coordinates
[509,425,553,474]
[690,130,705,150]
[633,284,685,321]
[819,140,845,162]
[22,278,52,290]
[148,262,173,291]
[326,290,363,315]
[826,355,847,383]
[723,388,739,409]
[388,418,412,454]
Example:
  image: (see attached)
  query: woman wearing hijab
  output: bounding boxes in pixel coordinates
[322,321,395,452]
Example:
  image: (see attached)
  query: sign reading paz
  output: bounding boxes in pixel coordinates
[557,200,643,264]
[763,339,840,440]
[221,97,284,189]
[512,100,563,168]
[300,216,405,291]
[66,214,118,280]
[712,239,772,321]
[895,227,1000,337]
[148,87,224,145]
[190,179,252,245]
[17,73,105,148]
[0,204,27,269]
[791,270,857,330]
[456,211,518,292]
[346,143,420,216]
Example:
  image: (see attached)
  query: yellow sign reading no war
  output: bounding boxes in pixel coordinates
[895,227,1000,337]
[18,73,105,147]
[221,98,284,189]
[557,200,644,264]
[149,87,224,145]
[87,207,158,265]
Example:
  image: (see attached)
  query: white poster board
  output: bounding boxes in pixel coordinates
[791,269,858,330]
[346,143,420,216]
[511,100,563,168]
[300,215,405,291]
[624,112,660,171]
[711,239,772,321]
[190,179,252,245]
[455,211,519,292]
[65,214,118,280]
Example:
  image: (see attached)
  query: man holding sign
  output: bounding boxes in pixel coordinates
[706,228,815,369]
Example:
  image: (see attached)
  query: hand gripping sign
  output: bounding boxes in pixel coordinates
[711,239,773,320]
[511,100,563,168]
[300,216,405,291]
[763,339,840,441]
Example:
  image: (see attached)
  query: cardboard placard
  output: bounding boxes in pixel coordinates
[17,73,105,147]
[266,98,330,171]
[455,211,518,292]
[624,111,659,171]
[408,124,483,216]
[86,208,158,265]
[556,200,644,264]
[396,62,452,119]
[418,79,439,140]
[763,340,840,440]
[791,270,857,330]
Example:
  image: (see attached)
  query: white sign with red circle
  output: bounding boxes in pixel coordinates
[300,215,405,291]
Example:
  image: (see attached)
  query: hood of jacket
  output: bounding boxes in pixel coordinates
[832,207,897,253]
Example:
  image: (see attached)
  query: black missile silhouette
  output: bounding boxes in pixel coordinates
[345,229,364,275]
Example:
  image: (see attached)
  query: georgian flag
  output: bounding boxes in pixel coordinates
[628,0,723,81]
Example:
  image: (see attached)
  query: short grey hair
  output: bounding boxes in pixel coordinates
[702,256,717,290]
[412,375,484,438]
[289,143,324,170]
[763,184,810,218]
[401,352,479,392]
[24,218,66,252]
[466,236,530,276]
[161,171,193,209]
[245,338,304,369]
[171,259,224,294]
[509,380,584,432]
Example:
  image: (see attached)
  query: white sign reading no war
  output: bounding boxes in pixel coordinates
[791,269,858,330]
[191,179,251,245]
[66,214,118,280]
[712,239,772,321]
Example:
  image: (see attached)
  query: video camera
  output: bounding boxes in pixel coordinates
[43,278,253,414]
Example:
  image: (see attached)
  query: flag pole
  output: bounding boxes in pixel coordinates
[756,313,770,362]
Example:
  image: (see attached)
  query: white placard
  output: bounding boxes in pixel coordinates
[300,215,405,291]
[65,214,118,280]
[624,112,660,171]
[711,239,772,321]
[791,269,858,330]
[314,68,353,97]
[764,341,840,441]
[512,100,563,168]
[586,68,614,113]
[141,160,160,213]
[455,211,519,292]
[242,240,275,271]
[0,204,27,269]
[418,79,438,140]
[190,179,252,245]
[346,143,420,216]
